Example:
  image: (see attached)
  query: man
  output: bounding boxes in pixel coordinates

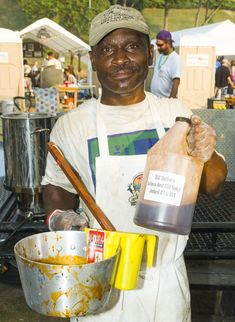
[215,56,223,71]
[215,58,235,98]
[44,51,62,69]
[42,5,227,322]
[23,59,33,96]
[23,59,31,76]
[150,30,180,98]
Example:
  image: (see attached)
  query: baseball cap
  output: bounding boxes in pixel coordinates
[156,30,174,42]
[89,5,150,46]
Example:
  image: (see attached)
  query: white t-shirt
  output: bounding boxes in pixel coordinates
[42,92,191,198]
[42,93,192,321]
[44,58,62,69]
[68,74,78,85]
[150,51,180,98]
[24,64,31,75]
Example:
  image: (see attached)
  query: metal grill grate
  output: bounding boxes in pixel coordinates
[185,182,235,259]
[0,181,11,203]
[193,182,235,222]
[187,232,235,251]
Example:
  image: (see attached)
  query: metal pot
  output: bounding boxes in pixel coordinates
[14,231,118,318]
[1,100,15,114]
[1,112,56,193]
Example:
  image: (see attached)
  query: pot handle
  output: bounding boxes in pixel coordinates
[31,128,50,135]
[13,96,33,112]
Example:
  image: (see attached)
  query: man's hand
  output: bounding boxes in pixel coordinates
[47,209,88,231]
[187,115,217,162]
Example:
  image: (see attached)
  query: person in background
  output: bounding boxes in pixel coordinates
[44,51,62,69]
[42,5,227,322]
[31,61,38,73]
[23,59,33,96]
[63,65,79,107]
[150,30,180,98]
[64,65,78,85]
[215,58,235,98]
[54,52,65,70]
[215,56,224,71]
[31,61,40,87]
[23,59,31,76]
[231,60,235,86]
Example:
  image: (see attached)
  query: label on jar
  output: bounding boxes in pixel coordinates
[144,170,185,206]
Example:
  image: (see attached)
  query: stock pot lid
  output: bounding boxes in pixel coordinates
[1,112,57,120]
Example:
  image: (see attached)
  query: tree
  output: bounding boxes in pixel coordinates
[194,0,225,26]
[109,0,144,10]
[202,0,223,25]
[142,0,172,29]
[162,0,181,30]
[194,0,202,26]
[17,0,110,42]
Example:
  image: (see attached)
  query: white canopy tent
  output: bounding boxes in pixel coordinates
[0,28,24,101]
[0,28,22,43]
[171,20,235,56]
[19,18,90,56]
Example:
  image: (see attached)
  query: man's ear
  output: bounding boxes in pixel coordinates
[148,44,154,66]
[89,51,96,71]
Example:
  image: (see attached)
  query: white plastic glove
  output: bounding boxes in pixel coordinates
[47,209,88,231]
[187,115,217,162]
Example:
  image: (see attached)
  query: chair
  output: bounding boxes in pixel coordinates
[40,65,64,88]
[33,87,59,113]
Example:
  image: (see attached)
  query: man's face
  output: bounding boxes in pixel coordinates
[156,39,170,54]
[89,28,153,96]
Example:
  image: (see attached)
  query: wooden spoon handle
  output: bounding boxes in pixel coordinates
[47,141,116,231]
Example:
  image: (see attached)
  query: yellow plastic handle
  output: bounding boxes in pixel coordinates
[146,235,157,267]
[104,233,120,259]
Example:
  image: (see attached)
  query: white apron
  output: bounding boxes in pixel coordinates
[72,92,191,322]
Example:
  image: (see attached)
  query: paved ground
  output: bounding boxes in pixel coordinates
[0,265,67,322]
[191,289,235,322]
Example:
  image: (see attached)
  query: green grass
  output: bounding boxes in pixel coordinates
[1,2,235,38]
[143,8,235,39]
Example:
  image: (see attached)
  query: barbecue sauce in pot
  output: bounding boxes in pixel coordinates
[36,255,87,265]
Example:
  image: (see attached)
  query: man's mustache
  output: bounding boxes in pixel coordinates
[109,64,140,75]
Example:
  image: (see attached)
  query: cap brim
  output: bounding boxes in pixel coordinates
[90,22,149,46]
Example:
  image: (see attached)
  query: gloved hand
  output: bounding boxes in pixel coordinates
[187,115,217,162]
[47,209,88,231]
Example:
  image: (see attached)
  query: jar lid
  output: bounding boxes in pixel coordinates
[175,116,191,124]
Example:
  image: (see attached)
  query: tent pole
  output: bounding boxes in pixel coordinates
[70,50,74,66]
[77,53,81,81]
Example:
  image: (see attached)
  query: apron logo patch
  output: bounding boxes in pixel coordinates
[127,173,143,206]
